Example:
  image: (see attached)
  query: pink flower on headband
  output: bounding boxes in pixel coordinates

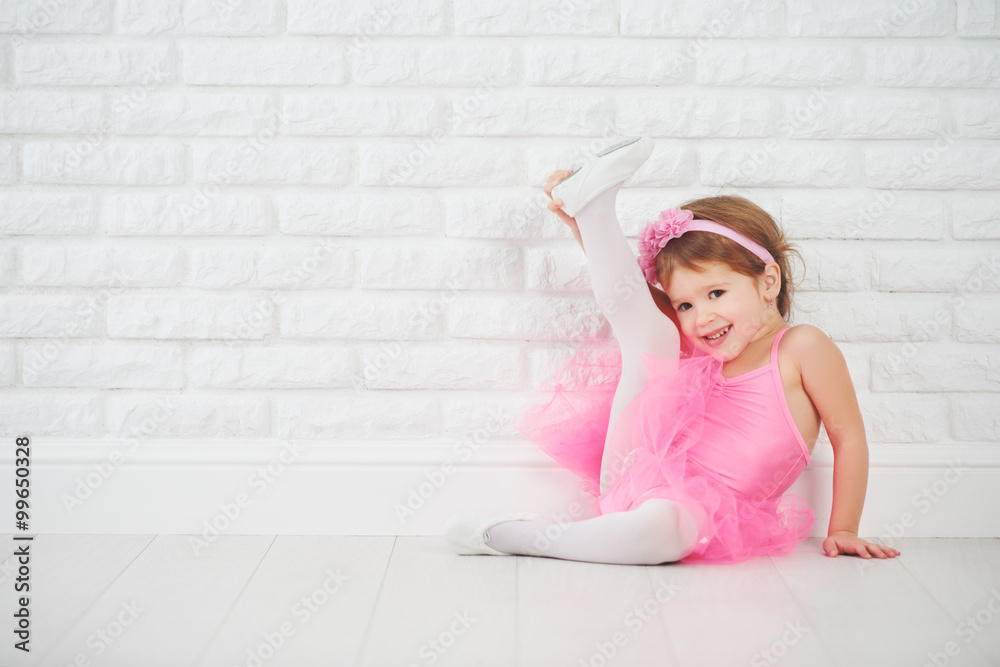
[637,208,693,285]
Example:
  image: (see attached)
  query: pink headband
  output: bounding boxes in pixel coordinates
[637,208,775,286]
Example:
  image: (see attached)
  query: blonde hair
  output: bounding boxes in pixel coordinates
[654,195,801,320]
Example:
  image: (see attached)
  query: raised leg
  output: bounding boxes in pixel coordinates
[571,183,680,493]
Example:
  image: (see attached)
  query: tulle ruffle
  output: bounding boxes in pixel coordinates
[515,335,814,564]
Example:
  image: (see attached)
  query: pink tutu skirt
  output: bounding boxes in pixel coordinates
[514,335,814,564]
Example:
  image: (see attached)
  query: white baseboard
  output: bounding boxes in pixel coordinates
[3,440,999,539]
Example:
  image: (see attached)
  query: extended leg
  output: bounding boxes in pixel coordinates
[483,497,699,565]
[572,183,680,492]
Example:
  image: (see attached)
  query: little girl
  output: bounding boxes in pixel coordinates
[444,137,901,565]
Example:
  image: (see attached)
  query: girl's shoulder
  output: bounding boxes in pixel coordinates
[779,323,843,368]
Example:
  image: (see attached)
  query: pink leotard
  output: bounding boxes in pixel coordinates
[687,326,812,503]
[515,326,816,564]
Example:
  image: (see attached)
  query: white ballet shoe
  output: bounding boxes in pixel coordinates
[551,136,653,218]
[443,510,543,556]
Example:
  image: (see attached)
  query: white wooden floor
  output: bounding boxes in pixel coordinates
[1,535,999,667]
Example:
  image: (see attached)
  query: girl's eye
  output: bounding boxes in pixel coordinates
[677,289,726,312]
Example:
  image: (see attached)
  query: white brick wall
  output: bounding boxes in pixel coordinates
[1,0,998,457]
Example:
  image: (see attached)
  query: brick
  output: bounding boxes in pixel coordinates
[455,0,616,35]
[864,45,1000,87]
[952,195,1000,239]
[621,0,782,37]
[360,141,520,187]
[700,143,859,188]
[792,292,950,342]
[784,94,946,139]
[23,141,184,185]
[107,296,272,340]
[102,192,270,236]
[782,190,946,240]
[696,44,855,86]
[275,192,439,236]
[952,95,1000,138]
[449,92,611,137]
[349,42,517,87]
[0,296,102,337]
[107,392,268,438]
[0,343,13,385]
[0,92,103,134]
[360,244,521,290]
[0,245,13,287]
[787,0,948,36]
[525,246,592,292]
[527,41,692,86]
[187,244,352,289]
[21,244,183,286]
[0,143,13,184]
[444,190,556,240]
[793,242,872,292]
[191,142,349,185]
[272,395,438,439]
[442,395,529,441]
[448,294,609,340]
[14,43,173,85]
[288,0,446,34]
[182,41,345,85]
[21,341,183,388]
[950,394,1000,441]
[189,346,353,388]
[283,93,440,136]
[113,93,280,136]
[873,246,1000,292]
[865,144,1000,190]
[860,394,948,444]
[0,0,111,34]
[280,295,442,340]
[614,95,773,138]
[361,345,524,390]
[0,192,96,235]
[954,296,1000,343]
[118,0,279,34]
[0,392,101,437]
[871,344,1000,392]
[957,0,1000,36]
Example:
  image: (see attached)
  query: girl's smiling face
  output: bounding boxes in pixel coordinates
[666,260,779,362]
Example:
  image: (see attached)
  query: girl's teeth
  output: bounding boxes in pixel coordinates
[706,326,730,340]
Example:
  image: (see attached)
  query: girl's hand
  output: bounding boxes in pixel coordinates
[543,169,579,228]
[823,531,900,559]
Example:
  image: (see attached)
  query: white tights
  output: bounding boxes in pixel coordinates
[484,184,698,565]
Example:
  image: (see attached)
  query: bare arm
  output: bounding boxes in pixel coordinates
[794,325,898,559]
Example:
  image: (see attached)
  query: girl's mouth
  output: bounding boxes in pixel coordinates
[703,325,731,347]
